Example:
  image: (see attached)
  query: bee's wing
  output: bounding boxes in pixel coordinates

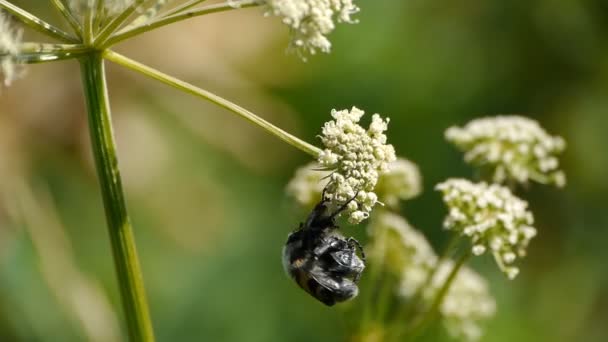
[307,268,341,306]
[309,268,359,305]
[309,268,341,291]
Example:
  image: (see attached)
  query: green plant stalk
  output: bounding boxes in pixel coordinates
[164,0,210,17]
[401,234,459,321]
[0,0,77,43]
[83,4,94,45]
[12,43,89,64]
[385,235,461,341]
[103,50,322,158]
[80,52,155,342]
[49,0,83,37]
[102,0,260,48]
[405,250,472,341]
[94,0,147,45]
[359,215,389,330]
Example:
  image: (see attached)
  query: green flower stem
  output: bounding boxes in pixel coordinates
[13,43,90,64]
[49,0,83,37]
[80,52,155,342]
[164,0,210,17]
[94,0,106,33]
[386,235,460,342]
[83,5,94,45]
[95,0,147,45]
[0,0,77,43]
[102,0,261,48]
[103,50,322,158]
[401,235,459,319]
[359,215,390,330]
[406,250,472,341]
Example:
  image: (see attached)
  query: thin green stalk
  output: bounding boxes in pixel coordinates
[50,0,83,37]
[163,0,210,16]
[0,0,77,43]
[406,251,472,341]
[93,0,106,34]
[102,0,260,48]
[83,4,94,44]
[386,235,460,342]
[94,0,146,45]
[13,43,90,64]
[374,273,394,323]
[359,216,389,330]
[80,53,155,342]
[401,235,459,320]
[103,50,321,158]
[119,0,171,32]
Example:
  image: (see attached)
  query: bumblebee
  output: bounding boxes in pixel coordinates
[282,192,366,306]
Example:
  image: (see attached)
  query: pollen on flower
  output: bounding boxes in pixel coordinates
[436,178,536,279]
[0,12,23,86]
[445,115,566,187]
[264,0,359,57]
[318,107,396,224]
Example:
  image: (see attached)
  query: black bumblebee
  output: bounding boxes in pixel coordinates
[282,192,366,306]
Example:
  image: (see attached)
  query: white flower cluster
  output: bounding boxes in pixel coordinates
[426,262,496,342]
[265,0,359,56]
[436,178,536,279]
[375,211,496,341]
[445,115,566,187]
[367,212,436,280]
[318,107,396,224]
[287,157,420,214]
[375,158,422,208]
[0,12,23,86]
[285,161,328,209]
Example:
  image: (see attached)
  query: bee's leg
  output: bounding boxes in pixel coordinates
[353,272,361,283]
[313,242,331,257]
[313,235,342,257]
[347,237,366,264]
[329,191,360,221]
[321,185,329,201]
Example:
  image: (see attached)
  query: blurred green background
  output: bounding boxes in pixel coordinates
[1,0,607,341]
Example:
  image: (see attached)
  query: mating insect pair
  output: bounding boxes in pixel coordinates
[282,191,366,306]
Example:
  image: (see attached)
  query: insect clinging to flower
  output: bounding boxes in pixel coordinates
[282,188,366,306]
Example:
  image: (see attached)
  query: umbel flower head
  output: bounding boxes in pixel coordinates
[436,178,536,279]
[445,115,566,187]
[285,161,328,209]
[381,211,496,341]
[0,12,23,86]
[265,0,359,56]
[375,158,422,209]
[286,157,420,211]
[367,211,436,280]
[401,261,496,342]
[318,107,396,224]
